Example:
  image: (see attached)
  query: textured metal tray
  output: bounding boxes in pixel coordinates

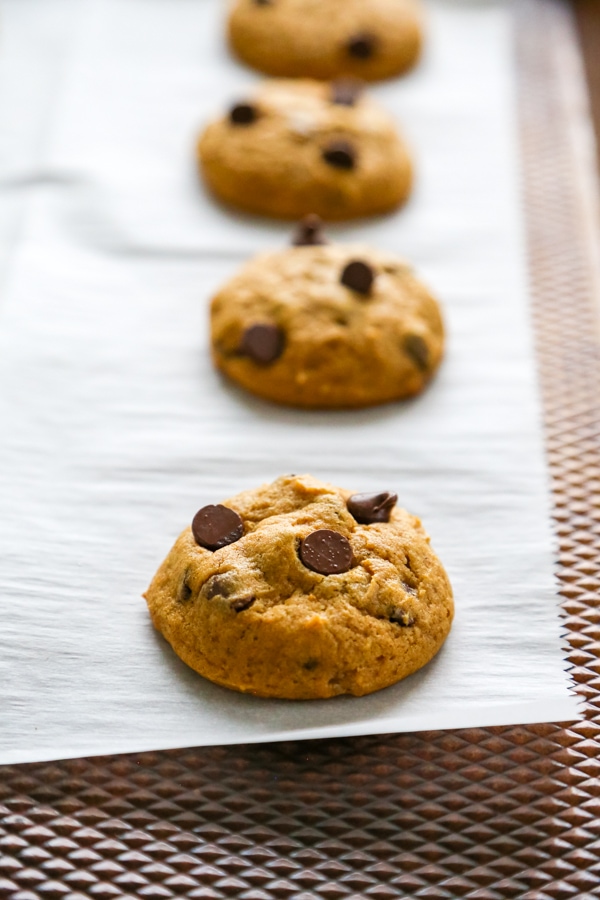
[2,1,600,897]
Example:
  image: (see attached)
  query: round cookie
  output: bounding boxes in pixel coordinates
[144,474,454,699]
[210,220,444,409]
[228,0,423,82]
[198,79,413,221]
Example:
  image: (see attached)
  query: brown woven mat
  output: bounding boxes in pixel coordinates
[2,1,600,897]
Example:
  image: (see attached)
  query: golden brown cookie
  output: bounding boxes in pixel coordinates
[144,475,454,699]
[228,0,423,82]
[197,79,413,220]
[210,219,444,409]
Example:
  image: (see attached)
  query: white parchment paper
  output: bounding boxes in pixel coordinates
[0,0,580,766]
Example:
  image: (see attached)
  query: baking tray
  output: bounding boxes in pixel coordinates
[1,0,600,897]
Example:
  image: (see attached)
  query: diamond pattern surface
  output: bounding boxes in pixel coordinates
[2,1,600,898]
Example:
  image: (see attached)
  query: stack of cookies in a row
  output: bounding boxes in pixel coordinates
[145,0,454,701]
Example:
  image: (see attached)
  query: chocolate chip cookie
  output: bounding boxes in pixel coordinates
[228,0,423,82]
[144,475,454,699]
[197,79,413,220]
[210,218,444,408]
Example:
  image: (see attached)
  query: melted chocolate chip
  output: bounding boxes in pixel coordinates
[292,214,328,247]
[322,139,356,169]
[192,505,243,551]
[340,260,375,295]
[331,78,363,106]
[240,323,285,364]
[178,570,193,603]
[231,596,255,612]
[347,32,377,59]
[300,530,353,575]
[204,574,233,599]
[390,609,415,627]
[229,103,258,126]
[404,334,430,371]
[347,491,397,524]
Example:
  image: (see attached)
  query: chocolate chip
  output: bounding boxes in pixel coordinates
[347,32,377,59]
[404,334,430,371]
[340,260,375,295]
[231,596,255,612]
[204,574,233,599]
[347,492,397,524]
[178,570,193,603]
[300,530,353,575]
[229,103,258,126]
[331,78,363,106]
[402,581,418,596]
[240,323,285,364]
[322,139,356,169]
[303,658,319,671]
[192,505,243,551]
[292,214,328,247]
[390,609,415,627]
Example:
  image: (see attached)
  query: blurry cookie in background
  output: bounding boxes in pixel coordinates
[210,217,444,409]
[144,474,454,699]
[197,78,413,220]
[228,0,423,82]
